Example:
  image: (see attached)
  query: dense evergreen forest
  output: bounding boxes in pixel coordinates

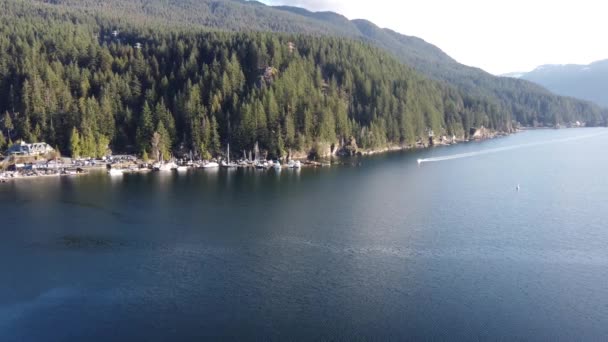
[33,0,608,128]
[0,0,605,159]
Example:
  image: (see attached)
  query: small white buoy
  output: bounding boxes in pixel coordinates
[516,184,520,191]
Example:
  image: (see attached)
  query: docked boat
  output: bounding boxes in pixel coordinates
[255,161,268,169]
[273,161,282,170]
[221,160,237,168]
[176,165,188,172]
[221,144,238,168]
[201,161,219,169]
[153,161,177,171]
[108,168,124,176]
[287,160,301,169]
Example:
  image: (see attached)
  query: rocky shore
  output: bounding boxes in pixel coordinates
[310,127,513,158]
[0,128,519,183]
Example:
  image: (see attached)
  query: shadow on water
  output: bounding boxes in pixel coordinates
[59,235,129,250]
[22,234,134,253]
[58,198,138,225]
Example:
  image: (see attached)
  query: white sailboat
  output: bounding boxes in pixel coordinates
[273,160,282,170]
[202,161,219,168]
[221,143,238,168]
[186,150,194,166]
[253,141,266,169]
[153,152,176,171]
[254,142,260,163]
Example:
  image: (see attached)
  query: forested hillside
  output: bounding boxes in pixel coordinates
[0,0,605,160]
[33,0,608,129]
[0,0,510,158]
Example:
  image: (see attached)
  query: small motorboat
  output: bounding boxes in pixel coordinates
[255,161,268,169]
[202,161,219,169]
[108,168,124,176]
[176,165,188,172]
[287,160,301,169]
[153,162,176,171]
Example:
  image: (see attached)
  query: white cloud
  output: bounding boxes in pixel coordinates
[263,0,608,75]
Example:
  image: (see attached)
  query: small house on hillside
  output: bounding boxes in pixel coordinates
[7,141,54,156]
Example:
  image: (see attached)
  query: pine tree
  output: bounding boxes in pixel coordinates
[210,115,221,155]
[284,112,295,147]
[200,143,211,161]
[154,99,176,143]
[2,112,13,140]
[136,101,154,153]
[81,129,96,158]
[0,132,6,150]
[151,132,161,161]
[96,134,110,158]
[70,127,81,158]
[20,116,33,143]
[276,126,285,159]
[155,121,170,161]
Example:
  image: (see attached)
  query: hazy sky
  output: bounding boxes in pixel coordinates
[262,0,608,75]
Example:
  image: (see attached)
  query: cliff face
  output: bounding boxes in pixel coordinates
[292,126,510,160]
[469,127,495,140]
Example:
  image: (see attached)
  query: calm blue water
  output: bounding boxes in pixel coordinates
[1,128,608,341]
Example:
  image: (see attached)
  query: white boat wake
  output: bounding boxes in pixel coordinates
[417,131,606,165]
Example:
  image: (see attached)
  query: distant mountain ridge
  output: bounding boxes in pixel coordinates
[507,60,608,107]
[34,0,608,126]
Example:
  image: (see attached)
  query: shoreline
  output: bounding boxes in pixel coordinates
[2,127,603,183]
[354,128,515,157]
[353,125,605,157]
